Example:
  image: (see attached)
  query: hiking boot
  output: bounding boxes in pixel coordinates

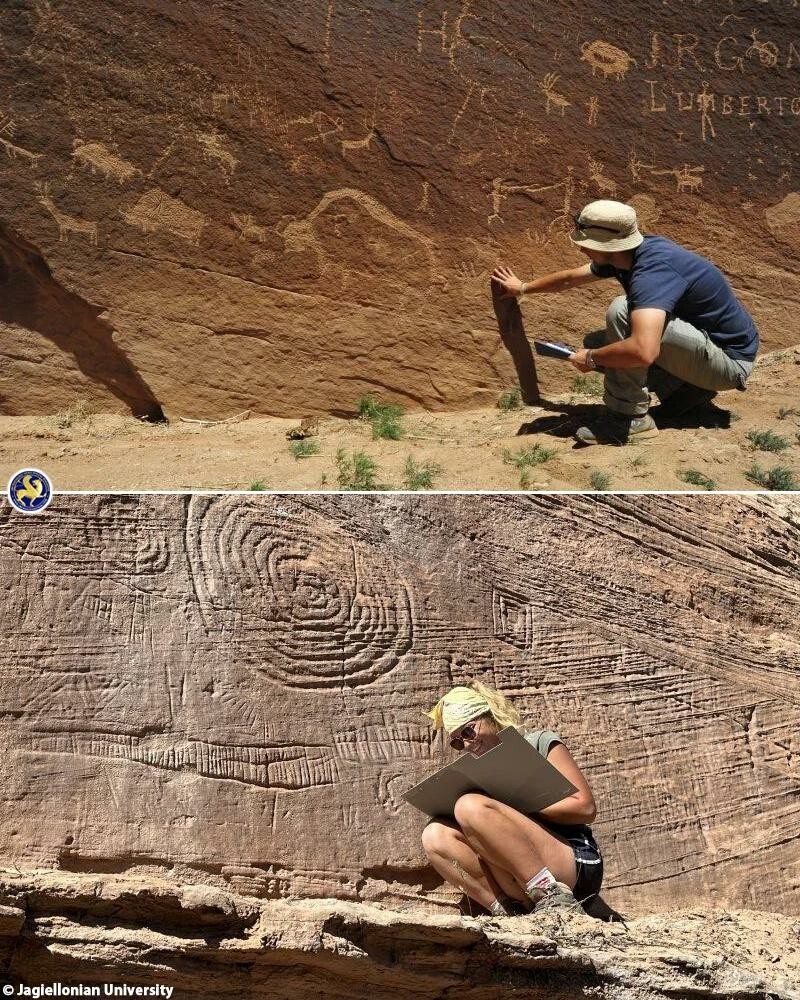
[575,411,658,446]
[655,384,717,419]
[532,882,584,916]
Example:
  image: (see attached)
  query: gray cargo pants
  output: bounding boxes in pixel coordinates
[586,295,754,417]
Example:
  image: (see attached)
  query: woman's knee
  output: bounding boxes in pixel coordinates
[421,820,460,859]
[453,792,496,831]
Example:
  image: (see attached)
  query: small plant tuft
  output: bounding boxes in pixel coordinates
[744,463,799,491]
[589,469,612,491]
[358,395,405,440]
[497,387,522,412]
[402,456,442,491]
[502,443,556,470]
[746,429,790,453]
[572,373,604,398]
[54,398,93,430]
[777,407,799,420]
[249,480,267,491]
[289,439,321,459]
[336,448,386,490]
[680,469,718,491]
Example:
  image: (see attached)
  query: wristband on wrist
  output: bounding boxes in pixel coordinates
[586,350,597,370]
[517,281,526,297]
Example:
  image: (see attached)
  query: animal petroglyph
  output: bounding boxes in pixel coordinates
[287,110,344,144]
[653,164,705,193]
[197,130,238,181]
[71,140,140,184]
[185,498,415,689]
[538,74,571,115]
[580,40,637,80]
[35,182,98,246]
[628,148,654,183]
[122,189,205,245]
[231,213,271,243]
[588,157,618,197]
[30,731,339,790]
[275,187,441,285]
[0,116,42,165]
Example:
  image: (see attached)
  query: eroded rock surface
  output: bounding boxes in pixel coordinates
[0,870,799,998]
[0,1,798,417]
[1,494,799,923]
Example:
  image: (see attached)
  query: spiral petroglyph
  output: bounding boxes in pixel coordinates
[185,498,414,688]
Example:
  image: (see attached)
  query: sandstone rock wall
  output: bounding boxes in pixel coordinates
[0,1,798,417]
[1,494,798,917]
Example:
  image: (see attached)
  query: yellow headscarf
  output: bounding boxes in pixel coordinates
[426,686,491,735]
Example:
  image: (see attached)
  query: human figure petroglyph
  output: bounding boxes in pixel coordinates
[0,116,42,165]
[35,181,99,246]
[587,97,600,126]
[276,187,443,287]
[122,188,205,245]
[197,130,238,181]
[580,40,636,80]
[587,157,618,198]
[627,148,654,184]
[538,74,571,115]
[653,164,705,193]
[697,82,717,143]
[416,180,432,214]
[71,140,140,184]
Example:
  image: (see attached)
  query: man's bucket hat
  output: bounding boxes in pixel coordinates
[569,200,644,252]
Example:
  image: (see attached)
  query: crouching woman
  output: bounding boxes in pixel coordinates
[422,681,602,917]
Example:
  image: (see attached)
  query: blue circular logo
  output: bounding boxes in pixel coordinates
[7,469,53,514]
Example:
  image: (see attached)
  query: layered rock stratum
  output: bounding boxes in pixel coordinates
[0,1,798,418]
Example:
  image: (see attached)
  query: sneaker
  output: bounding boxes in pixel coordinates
[575,411,658,446]
[532,882,584,916]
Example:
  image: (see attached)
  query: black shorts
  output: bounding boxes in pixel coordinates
[569,831,603,904]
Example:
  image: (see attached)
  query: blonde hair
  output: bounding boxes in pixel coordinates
[466,679,522,731]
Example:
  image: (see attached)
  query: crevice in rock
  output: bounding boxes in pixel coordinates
[0,222,166,421]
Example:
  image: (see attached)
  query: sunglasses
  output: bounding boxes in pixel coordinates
[573,213,621,236]
[450,721,480,751]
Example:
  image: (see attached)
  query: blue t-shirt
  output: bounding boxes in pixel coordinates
[590,236,759,361]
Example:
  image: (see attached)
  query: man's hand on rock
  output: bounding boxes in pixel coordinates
[568,349,592,373]
[491,266,524,298]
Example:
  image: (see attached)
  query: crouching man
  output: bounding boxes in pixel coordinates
[492,200,759,445]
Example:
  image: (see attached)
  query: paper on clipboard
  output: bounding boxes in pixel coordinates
[402,726,577,818]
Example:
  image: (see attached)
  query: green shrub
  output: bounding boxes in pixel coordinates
[680,469,718,491]
[289,439,321,459]
[402,456,442,491]
[249,480,267,491]
[357,396,405,440]
[746,429,790,453]
[572,374,604,397]
[502,444,556,470]
[336,449,386,490]
[589,469,612,491]
[744,464,799,491]
[497,387,522,411]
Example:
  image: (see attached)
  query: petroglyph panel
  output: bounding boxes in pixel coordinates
[1,0,798,416]
[185,497,414,689]
[1,494,799,918]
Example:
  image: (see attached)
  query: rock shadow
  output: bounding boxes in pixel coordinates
[0,222,165,420]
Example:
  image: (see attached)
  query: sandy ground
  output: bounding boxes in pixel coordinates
[1,348,799,492]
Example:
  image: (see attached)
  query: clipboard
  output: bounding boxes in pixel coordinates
[533,340,576,360]
[402,726,577,818]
